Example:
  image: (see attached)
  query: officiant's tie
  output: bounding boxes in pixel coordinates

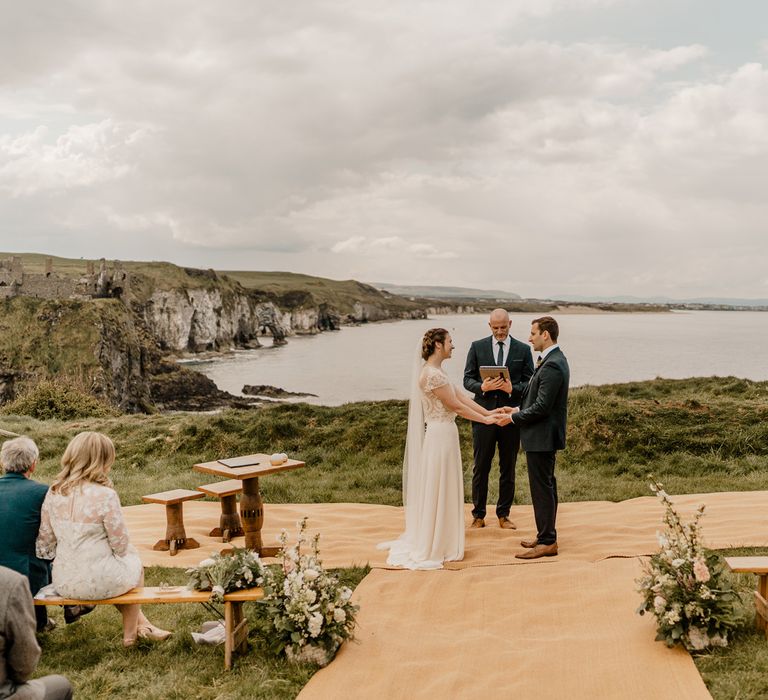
[497,341,504,366]
[536,355,543,369]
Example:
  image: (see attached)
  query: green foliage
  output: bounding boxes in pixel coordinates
[2,380,118,420]
[186,549,263,602]
[254,519,359,665]
[637,483,744,650]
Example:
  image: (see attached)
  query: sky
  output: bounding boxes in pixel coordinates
[1,0,767,299]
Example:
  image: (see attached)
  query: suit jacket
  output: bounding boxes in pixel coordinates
[512,346,570,452]
[464,335,534,411]
[0,473,50,594]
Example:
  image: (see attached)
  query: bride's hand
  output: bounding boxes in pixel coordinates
[482,415,497,425]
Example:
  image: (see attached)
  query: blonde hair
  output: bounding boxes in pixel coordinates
[51,431,115,495]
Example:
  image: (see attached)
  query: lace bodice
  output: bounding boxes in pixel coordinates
[419,365,456,422]
[36,482,131,560]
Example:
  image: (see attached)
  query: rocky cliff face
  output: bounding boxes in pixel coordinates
[139,289,287,352]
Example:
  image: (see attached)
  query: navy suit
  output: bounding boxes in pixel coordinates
[0,472,51,629]
[464,335,534,519]
[512,346,570,545]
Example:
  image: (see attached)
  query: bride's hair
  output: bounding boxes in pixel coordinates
[421,328,449,360]
[51,431,115,495]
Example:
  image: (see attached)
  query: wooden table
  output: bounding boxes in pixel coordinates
[194,454,305,557]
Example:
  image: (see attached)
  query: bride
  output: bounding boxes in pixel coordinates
[379,328,505,569]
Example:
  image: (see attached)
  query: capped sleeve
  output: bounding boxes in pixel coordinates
[422,367,449,392]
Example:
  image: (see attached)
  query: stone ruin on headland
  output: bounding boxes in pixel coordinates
[0,256,127,301]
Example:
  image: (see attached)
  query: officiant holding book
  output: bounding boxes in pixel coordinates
[463,309,534,529]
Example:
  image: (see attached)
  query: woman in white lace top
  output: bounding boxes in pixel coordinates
[379,328,507,569]
[36,432,171,647]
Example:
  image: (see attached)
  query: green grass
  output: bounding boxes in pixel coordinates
[35,565,369,700]
[6,375,768,698]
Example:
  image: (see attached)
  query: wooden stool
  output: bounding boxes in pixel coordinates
[725,556,768,635]
[142,489,205,556]
[197,479,244,542]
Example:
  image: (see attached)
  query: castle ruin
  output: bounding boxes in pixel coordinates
[0,256,129,301]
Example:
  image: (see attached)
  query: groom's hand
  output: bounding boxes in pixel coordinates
[495,414,513,426]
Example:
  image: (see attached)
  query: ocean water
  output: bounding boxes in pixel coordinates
[191,311,764,405]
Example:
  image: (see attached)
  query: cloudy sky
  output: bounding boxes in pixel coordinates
[1,0,767,299]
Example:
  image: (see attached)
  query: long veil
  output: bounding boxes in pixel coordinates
[402,337,425,540]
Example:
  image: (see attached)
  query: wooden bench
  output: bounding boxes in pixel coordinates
[141,489,205,555]
[196,480,244,542]
[725,556,768,635]
[34,586,264,669]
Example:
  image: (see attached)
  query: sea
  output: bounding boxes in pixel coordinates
[189,311,766,406]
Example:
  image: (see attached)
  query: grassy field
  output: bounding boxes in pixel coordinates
[4,375,768,698]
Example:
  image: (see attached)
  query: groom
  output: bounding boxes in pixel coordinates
[500,316,570,559]
[464,309,534,530]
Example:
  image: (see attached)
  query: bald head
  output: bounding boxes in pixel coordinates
[488,308,511,341]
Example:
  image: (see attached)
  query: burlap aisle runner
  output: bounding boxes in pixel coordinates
[298,560,712,700]
[125,490,768,569]
[122,492,768,698]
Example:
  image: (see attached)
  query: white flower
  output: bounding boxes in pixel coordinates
[653,596,667,613]
[340,587,353,602]
[686,626,709,650]
[198,558,216,568]
[671,558,686,568]
[308,612,324,638]
[664,608,681,625]
[212,585,225,596]
[709,634,728,648]
[333,608,347,623]
[693,558,711,583]
[304,568,320,581]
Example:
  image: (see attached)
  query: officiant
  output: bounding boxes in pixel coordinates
[463,309,533,529]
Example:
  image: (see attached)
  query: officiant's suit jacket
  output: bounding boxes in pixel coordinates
[513,347,570,452]
[464,335,534,410]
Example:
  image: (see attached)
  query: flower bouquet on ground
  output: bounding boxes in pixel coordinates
[255,517,359,667]
[186,548,264,603]
[636,481,743,651]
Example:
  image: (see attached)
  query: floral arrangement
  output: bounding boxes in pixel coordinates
[187,548,264,603]
[636,482,742,651]
[256,517,359,666]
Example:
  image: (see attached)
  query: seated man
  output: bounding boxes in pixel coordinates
[0,565,73,699]
[0,437,92,631]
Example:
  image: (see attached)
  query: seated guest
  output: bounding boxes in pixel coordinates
[0,437,92,632]
[0,564,73,700]
[36,431,171,647]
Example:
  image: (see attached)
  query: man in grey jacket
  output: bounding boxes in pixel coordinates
[0,565,72,699]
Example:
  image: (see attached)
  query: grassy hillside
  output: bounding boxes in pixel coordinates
[4,376,766,507]
[220,270,423,315]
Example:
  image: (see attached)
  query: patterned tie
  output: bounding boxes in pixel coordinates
[536,355,543,369]
[496,341,504,366]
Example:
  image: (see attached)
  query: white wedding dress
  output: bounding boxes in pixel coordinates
[36,482,143,599]
[379,364,465,569]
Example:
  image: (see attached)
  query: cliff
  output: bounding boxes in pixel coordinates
[0,254,430,412]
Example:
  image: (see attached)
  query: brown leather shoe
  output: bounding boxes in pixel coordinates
[498,517,516,530]
[515,543,558,559]
[469,518,485,529]
[520,538,538,548]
